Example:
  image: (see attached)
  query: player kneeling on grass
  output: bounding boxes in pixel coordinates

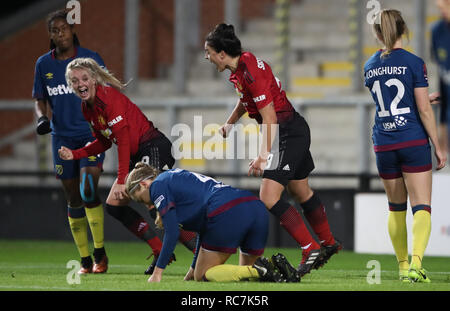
[125,162,300,283]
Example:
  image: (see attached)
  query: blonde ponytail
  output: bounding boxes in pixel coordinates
[65,57,126,90]
[373,9,409,58]
[124,162,160,200]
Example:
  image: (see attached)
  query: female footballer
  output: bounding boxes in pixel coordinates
[58,57,196,274]
[204,23,341,276]
[364,9,446,282]
[431,0,450,154]
[125,162,298,283]
[33,9,108,274]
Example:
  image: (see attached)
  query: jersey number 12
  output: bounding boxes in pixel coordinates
[372,78,409,117]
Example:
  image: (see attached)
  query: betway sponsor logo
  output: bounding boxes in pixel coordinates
[47,84,74,96]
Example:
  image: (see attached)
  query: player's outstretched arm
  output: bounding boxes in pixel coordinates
[248,102,277,177]
[220,99,246,138]
[184,266,195,281]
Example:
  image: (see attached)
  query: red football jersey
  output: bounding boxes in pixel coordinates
[71,85,158,184]
[228,51,294,124]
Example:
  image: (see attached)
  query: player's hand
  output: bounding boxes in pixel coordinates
[114,183,129,201]
[248,156,267,177]
[184,267,195,281]
[429,92,441,105]
[58,146,74,160]
[435,147,447,170]
[148,267,163,283]
[219,123,233,138]
[36,116,51,135]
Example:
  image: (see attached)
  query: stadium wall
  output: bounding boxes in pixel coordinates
[0,0,275,154]
[0,0,276,100]
[0,186,355,250]
[354,174,450,256]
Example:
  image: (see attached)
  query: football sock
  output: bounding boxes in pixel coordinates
[81,256,93,269]
[68,206,90,258]
[178,230,197,253]
[84,202,105,249]
[411,205,432,269]
[300,193,335,246]
[93,247,106,263]
[387,202,409,271]
[105,204,162,255]
[205,264,259,282]
[270,199,320,251]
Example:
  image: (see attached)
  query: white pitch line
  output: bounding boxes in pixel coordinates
[317,269,450,275]
[0,263,145,269]
[0,285,74,290]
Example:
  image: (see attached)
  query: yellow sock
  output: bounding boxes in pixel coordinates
[68,209,90,258]
[85,203,105,249]
[387,207,409,271]
[205,264,260,282]
[411,208,431,269]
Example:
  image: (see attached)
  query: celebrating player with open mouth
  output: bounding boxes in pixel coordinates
[204,23,341,276]
[59,57,197,274]
[364,9,446,283]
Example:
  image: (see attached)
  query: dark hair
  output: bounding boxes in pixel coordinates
[47,9,80,50]
[205,23,242,57]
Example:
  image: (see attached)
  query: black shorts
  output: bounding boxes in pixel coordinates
[129,131,175,171]
[262,111,315,186]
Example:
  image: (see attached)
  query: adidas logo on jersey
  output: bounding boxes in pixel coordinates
[283,164,290,171]
[47,84,74,96]
[137,222,147,233]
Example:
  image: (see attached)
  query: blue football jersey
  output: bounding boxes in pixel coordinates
[32,46,105,137]
[150,168,255,269]
[364,48,429,151]
[431,20,450,124]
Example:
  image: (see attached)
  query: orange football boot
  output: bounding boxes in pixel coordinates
[78,265,93,274]
[93,255,108,273]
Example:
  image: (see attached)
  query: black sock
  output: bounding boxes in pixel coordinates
[81,256,93,268]
[93,247,106,263]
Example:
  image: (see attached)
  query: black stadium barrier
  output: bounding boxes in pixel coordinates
[0,171,382,250]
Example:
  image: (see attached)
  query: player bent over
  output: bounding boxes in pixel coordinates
[125,162,301,283]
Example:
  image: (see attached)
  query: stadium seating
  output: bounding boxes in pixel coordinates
[0,0,444,188]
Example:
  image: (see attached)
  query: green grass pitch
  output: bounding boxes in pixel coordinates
[1,240,449,291]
